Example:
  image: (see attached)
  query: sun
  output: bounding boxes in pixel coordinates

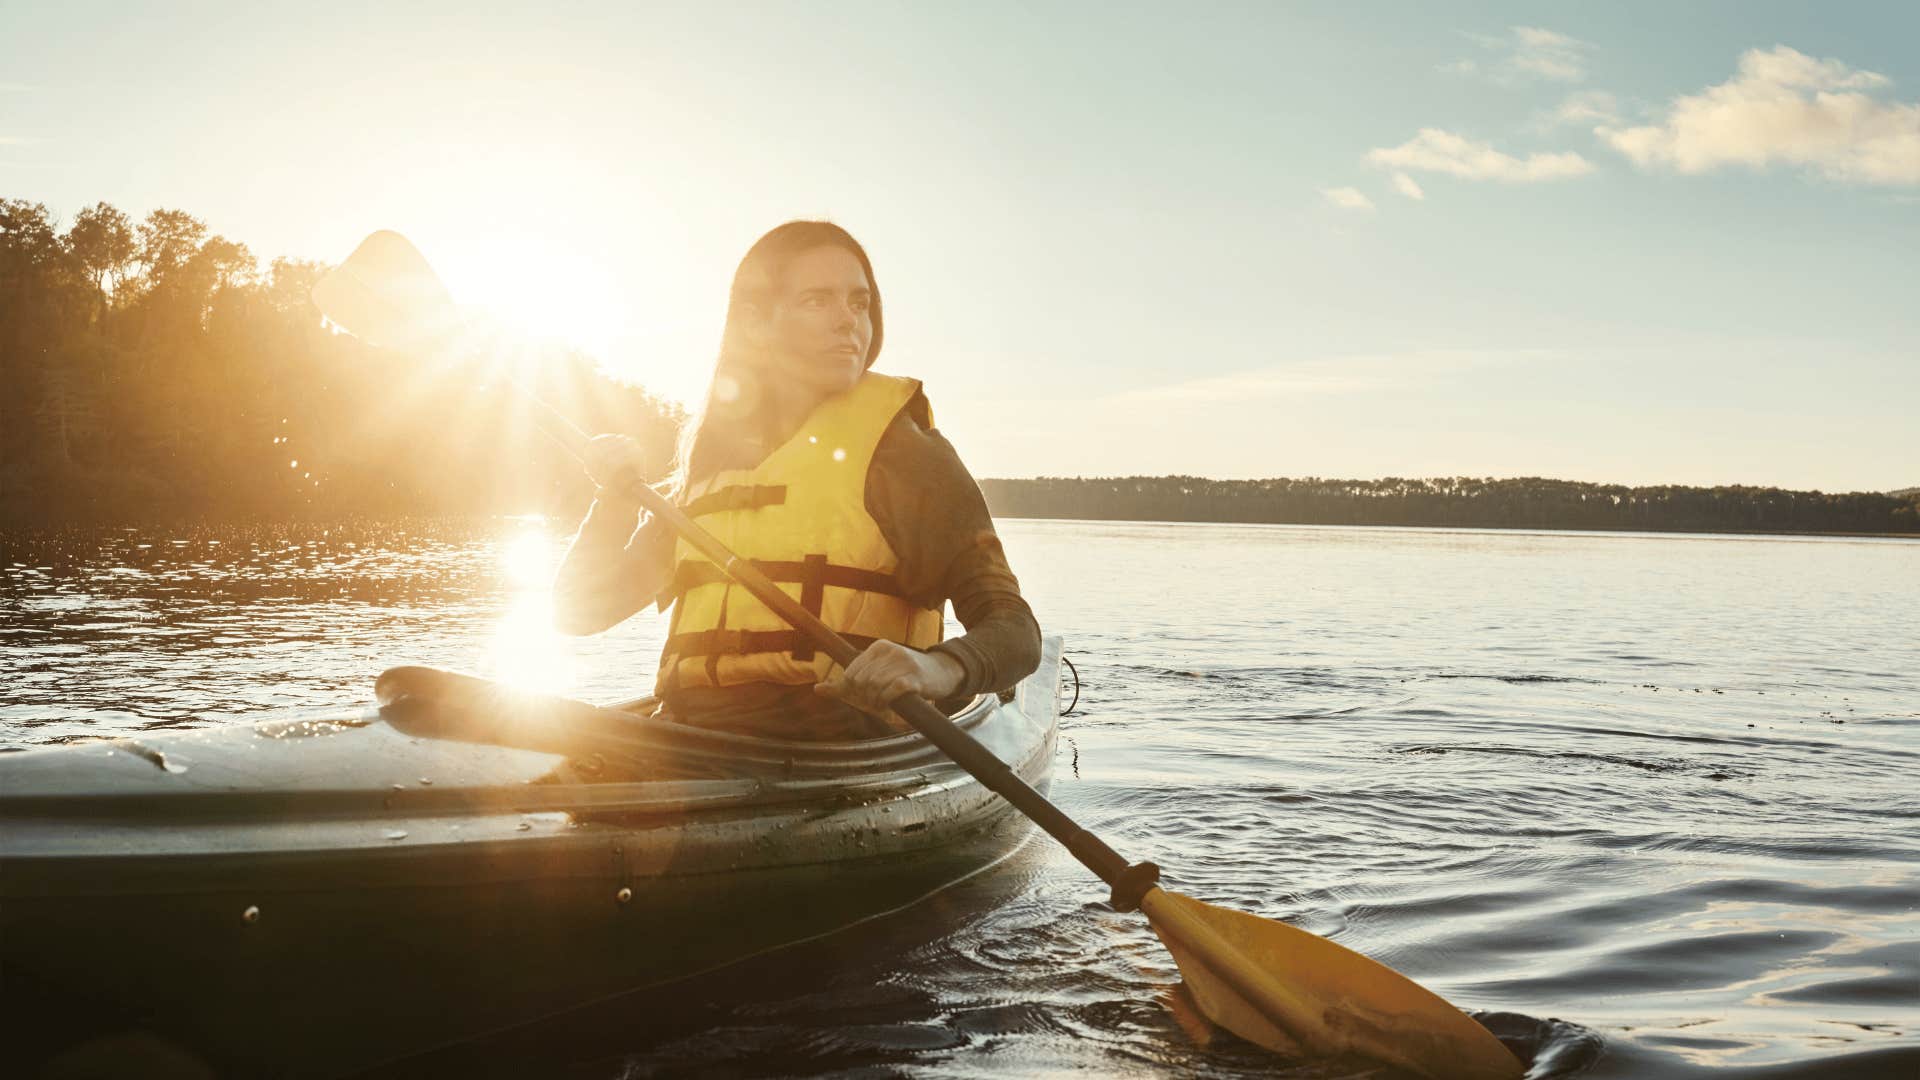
[431,232,623,362]
[397,221,714,408]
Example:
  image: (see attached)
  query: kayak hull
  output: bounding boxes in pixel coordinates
[1,639,1062,1076]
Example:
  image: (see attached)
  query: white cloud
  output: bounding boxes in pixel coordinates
[1446,26,1592,85]
[1598,45,1920,185]
[1322,186,1375,210]
[1392,173,1426,200]
[1368,128,1596,182]
[1740,46,1886,91]
[1509,27,1589,81]
[1549,90,1621,128]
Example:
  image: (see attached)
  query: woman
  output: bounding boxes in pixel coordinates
[553,221,1041,739]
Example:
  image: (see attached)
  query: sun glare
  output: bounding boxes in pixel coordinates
[499,528,554,589]
[486,527,572,694]
[437,236,622,363]
[395,215,722,407]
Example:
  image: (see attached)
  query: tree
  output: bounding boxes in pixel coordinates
[2,200,93,468]
[65,201,136,304]
[264,258,327,321]
[196,236,257,293]
[136,208,208,283]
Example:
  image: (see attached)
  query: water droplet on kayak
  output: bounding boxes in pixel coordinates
[385,830,407,840]
[162,759,189,774]
[832,447,847,462]
[417,778,432,786]
[242,905,260,924]
[616,887,632,904]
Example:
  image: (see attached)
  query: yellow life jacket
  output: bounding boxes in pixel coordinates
[654,372,945,694]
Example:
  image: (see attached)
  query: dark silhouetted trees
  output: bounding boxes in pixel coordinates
[978,476,1920,536]
[2,198,683,525]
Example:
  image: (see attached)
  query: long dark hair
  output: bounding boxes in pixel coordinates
[669,221,884,494]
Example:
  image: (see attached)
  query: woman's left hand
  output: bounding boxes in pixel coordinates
[815,640,965,718]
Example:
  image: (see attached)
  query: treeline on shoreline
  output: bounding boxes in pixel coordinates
[978,476,1920,536]
[1,198,682,526]
[6,199,1912,539]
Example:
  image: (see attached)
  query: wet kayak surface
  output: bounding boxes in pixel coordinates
[4,518,1916,1078]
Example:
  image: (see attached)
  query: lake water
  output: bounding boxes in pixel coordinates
[3,518,1916,1078]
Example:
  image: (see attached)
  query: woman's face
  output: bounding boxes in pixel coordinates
[761,244,873,395]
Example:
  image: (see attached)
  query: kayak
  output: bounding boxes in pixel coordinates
[0,637,1063,1077]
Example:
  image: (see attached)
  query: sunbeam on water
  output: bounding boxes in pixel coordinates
[484,522,575,693]
[2,518,1916,1078]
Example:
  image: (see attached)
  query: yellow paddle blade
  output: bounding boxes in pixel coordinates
[1140,888,1522,1080]
[312,230,460,349]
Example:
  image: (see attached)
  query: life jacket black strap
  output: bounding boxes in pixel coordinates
[681,484,787,519]
[794,553,828,662]
[662,558,911,602]
[664,629,881,662]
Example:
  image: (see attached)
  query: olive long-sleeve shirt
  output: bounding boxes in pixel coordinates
[553,408,1041,739]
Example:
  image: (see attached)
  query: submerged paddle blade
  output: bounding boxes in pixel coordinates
[1140,889,1522,1080]
[312,230,460,348]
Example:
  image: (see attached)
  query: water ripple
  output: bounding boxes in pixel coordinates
[7,518,1920,1077]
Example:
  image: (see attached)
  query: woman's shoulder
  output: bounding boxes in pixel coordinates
[903,384,932,431]
[874,387,954,468]
[853,371,929,427]
[868,389,989,532]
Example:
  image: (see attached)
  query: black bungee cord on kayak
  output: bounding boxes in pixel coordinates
[1059,654,1081,716]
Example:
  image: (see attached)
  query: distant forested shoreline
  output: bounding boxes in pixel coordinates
[978,477,1920,537]
[5,198,1913,538]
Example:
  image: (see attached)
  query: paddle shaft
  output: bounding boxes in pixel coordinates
[517,389,1153,901]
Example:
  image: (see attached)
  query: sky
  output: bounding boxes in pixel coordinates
[4,1,1916,492]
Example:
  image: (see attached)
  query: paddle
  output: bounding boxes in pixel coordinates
[312,231,1524,1080]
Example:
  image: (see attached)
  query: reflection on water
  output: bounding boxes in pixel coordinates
[4,518,1918,1078]
[0,519,668,745]
[488,521,575,694]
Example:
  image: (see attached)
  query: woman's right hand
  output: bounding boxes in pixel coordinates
[582,434,648,491]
